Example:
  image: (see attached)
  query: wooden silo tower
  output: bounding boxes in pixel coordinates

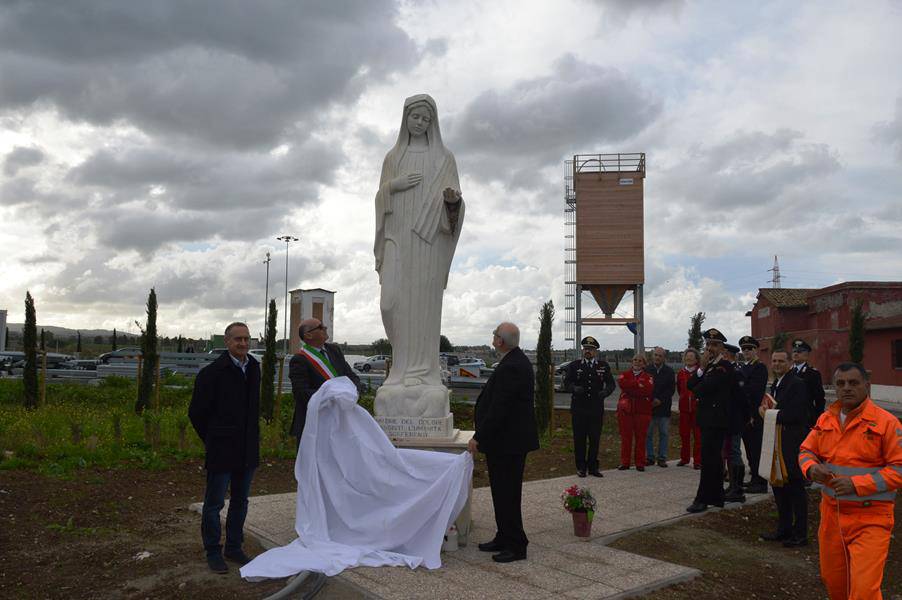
[564,153,645,353]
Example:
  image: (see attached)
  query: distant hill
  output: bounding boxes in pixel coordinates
[5,324,140,340]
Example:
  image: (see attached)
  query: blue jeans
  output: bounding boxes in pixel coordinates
[201,467,255,557]
[645,415,670,462]
[727,433,743,466]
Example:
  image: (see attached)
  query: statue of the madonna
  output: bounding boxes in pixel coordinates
[374,94,464,419]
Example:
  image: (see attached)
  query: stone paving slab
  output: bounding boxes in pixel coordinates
[191,460,771,599]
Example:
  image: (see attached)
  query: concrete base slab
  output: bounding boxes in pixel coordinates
[190,459,776,599]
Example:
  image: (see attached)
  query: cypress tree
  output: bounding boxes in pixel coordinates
[23,292,38,409]
[687,312,705,351]
[40,328,45,351]
[76,330,82,353]
[849,301,865,364]
[261,299,278,421]
[176,335,183,353]
[135,288,158,414]
[534,300,555,436]
[112,328,118,350]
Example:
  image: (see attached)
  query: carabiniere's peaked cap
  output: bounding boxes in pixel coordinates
[702,328,727,343]
[724,343,740,354]
[792,339,812,352]
[738,335,759,348]
[580,336,600,349]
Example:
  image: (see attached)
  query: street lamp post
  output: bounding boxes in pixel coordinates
[276,235,299,355]
[263,251,271,335]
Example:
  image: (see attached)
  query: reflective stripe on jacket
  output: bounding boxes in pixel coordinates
[799,397,902,503]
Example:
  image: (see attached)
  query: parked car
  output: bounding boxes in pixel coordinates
[207,348,227,355]
[353,355,389,372]
[99,347,142,364]
[555,361,573,392]
[440,353,460,367]
[60,359,100,370]
[248,349,266,360]
[459,357,485,368]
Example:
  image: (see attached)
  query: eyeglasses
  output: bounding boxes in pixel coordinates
[740,346,755,352]
[307,324,327,334]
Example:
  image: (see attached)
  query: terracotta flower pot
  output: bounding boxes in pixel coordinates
[571,511,592,538]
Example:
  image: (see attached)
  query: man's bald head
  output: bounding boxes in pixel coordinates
[299,318,328,347]
[492,322,520,354]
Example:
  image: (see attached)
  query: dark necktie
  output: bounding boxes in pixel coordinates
[770,380,777,397]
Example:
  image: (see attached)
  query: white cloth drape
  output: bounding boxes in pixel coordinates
[240,377,472,580]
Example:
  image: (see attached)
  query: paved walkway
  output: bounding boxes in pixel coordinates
[192,461,770,599]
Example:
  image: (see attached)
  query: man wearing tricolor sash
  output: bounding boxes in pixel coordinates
[289,318,361,449]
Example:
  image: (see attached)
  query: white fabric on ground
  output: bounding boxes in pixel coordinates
[241,377,472,580]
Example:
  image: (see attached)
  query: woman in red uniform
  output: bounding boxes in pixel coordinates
[676,348,702,469]
[617,354,654,471]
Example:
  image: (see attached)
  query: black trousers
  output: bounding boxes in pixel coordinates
[572,412,603,471]
[485,452,528,556]
[695,426,726,506]
[741,418,766,483]
[772,478,807,539]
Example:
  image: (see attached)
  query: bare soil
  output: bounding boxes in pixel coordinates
[2,409,899,599]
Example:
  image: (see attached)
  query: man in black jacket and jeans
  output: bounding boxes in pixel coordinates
[469,322,539,563]
[645,346,676,468]
[189,322,260,574]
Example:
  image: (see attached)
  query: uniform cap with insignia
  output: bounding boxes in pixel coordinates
[580,336,600,349]
[702,328,727,343]
[724,343,740,354]
[738,335,759,349]
[791,339,812,352]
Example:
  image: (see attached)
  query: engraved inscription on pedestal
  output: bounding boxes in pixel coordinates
[375,414,456,440]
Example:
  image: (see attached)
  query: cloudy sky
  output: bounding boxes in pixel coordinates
[2,0,901,350]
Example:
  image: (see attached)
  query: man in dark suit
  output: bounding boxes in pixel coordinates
[469,322,539,563]
[790,339,825,426]
[189,322,260,573]
[288,318,361,448]
[564,336,616,477]
[738,335,769,494]
[760,349,810,547]
[686,328,735,513]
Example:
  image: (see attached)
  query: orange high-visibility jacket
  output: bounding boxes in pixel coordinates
[799,398,902,504]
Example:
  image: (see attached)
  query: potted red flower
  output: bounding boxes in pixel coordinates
[561,484,597,538]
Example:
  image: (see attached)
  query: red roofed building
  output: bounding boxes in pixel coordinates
[747,282,902,402]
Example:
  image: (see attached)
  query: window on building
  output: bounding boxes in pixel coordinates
[893,339,902,369]
[312,301,324,322]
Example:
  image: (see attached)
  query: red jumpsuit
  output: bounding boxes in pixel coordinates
[677,367,701,467]
[799,398,902,599]
[617,369,654,468]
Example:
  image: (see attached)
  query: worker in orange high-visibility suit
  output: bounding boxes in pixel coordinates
[799,362,902,600]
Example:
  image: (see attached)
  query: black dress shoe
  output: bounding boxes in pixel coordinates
[589,470,604,477]
[224,549,252,565]
[745,481,768,494]
[636,466,645,472]
[759,531,790,542]
[206,554,229,574]
[657,460,668,468]
[676,460,689,466]
[782,537,808,548]
[686,502,708,513]
[492,551,526,563]
[617,465,629,470]
[577,470,587,477]
[645,458,654,466]
[478,540,505,552]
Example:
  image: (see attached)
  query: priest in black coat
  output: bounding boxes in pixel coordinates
[469,322,539,563]
[288,318,361,448]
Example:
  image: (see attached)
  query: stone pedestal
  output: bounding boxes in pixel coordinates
[374,413,457,441]
[391,430,475,547]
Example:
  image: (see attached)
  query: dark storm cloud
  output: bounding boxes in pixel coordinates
[3,145,44,176]
[874,97,902,160]
[0,0,419,149]
[447,54,661,188]
[662,129,840,212]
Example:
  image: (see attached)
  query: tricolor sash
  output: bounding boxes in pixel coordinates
[298,344,339,380]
